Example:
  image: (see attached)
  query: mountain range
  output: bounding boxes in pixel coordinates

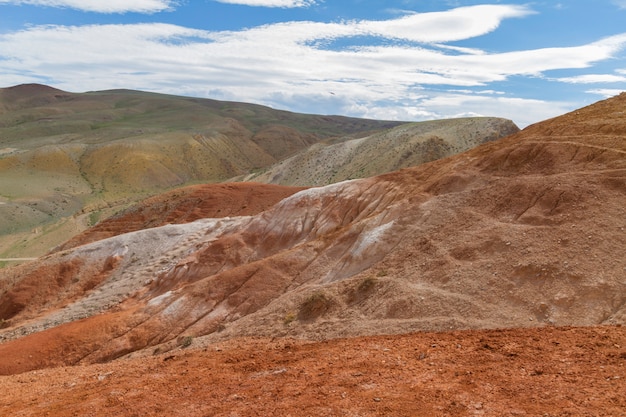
[0,84,517,259]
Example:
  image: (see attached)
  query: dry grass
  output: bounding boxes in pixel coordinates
[247,117,519,186]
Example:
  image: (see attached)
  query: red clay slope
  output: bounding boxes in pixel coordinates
[0,93,625,379]
[57,182,306,251]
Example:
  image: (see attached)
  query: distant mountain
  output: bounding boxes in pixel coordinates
[0,84,403,257]
[0,93,623,375]
[246,117,519,186]
[0,84,404,195]
[0,84,517,259]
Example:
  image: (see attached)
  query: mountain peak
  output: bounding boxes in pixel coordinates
[1,83,66,97]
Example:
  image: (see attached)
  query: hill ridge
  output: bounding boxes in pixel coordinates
[0,85,517,259]
[0,93,624,376]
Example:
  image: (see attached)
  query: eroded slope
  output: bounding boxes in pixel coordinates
[0,94,624,375]
[56,182,306,251]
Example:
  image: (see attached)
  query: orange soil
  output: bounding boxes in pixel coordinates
[58,182,306,250]
[1,325,624,416]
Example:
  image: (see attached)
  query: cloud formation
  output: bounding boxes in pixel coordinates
[587,88,625,97]
[213,0,316,7]
[557,73,626,84]
[0,4,624,126]
[0,0,175,13]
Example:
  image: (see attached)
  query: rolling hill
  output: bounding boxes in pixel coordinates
[245,117,519,186]
[0,84,517,260]
[0,92,623,379]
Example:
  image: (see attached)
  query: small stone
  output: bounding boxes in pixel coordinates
[97,371,114,381]
[373,397,381,402]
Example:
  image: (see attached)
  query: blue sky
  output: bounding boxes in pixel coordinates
[1,1,625,127]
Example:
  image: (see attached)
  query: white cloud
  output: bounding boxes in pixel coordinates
[238,5,531,45]
[411,94,574,128]
[346,93,573,128]
[586,88,625,97]
[0,0,175,13]
[0,4,624,127]
[557,73,626,84]
[358,5,533,43]
[613,1,626,9]
[213,0,316,7]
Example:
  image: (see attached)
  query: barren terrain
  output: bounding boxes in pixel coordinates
[1,326,624,416]
[0,92,624,415]
[55,182,306,251]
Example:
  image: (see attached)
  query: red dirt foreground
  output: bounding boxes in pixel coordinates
[0,326,624,416]
[1,93,625,415]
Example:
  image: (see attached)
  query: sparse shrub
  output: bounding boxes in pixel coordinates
[88,211,101,227]
[298,291,332,322]
[283,311,296,325]
[0,318,7,329]
[358,276,377,292]
[346,276,378,304]
[179,335,193,348]
[376,269,388,277]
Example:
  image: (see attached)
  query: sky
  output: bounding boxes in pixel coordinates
[1,1,625,127]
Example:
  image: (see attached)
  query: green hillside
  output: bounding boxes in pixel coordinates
[0,84,403,258]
